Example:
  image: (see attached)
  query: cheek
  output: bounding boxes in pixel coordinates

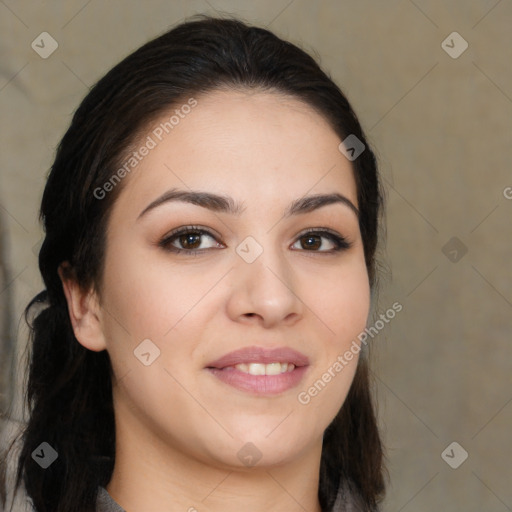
[98,243,173,375]
[101,242,194,337]
[99,241,221,384]
[298,258,370,414]
[313,257,371,347]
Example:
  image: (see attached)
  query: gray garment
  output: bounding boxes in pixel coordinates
[95,481,366,512]
[96,487,125,512]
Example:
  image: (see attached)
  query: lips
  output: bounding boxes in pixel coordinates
[205,346,310,369]
[205,346,310,395]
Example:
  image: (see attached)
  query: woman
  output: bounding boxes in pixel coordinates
[1,14,387,512]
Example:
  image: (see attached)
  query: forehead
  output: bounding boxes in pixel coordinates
[113,88,357,218]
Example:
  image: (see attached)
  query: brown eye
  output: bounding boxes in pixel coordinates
[300,234,322,251]
[292,230,352,253]
[159,226,222,255]
[177,232,202,250]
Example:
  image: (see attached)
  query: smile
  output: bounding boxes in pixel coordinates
[205,346,310,395]
[225,362,295,375]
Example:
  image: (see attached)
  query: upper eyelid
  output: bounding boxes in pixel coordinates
[163,225,220,241]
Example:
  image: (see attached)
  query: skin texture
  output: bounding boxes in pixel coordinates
[59,89,370,512]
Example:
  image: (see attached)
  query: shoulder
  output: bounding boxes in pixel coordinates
[95,486,126,512]
[0,423,36,512]
[330,480,375,512]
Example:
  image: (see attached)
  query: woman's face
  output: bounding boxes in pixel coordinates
[93,89,370,469]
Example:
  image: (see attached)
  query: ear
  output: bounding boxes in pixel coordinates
[58,262,107,352]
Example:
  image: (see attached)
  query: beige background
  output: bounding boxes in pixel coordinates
[1,1,511,510]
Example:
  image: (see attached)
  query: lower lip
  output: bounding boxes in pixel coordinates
[206,366,309,395]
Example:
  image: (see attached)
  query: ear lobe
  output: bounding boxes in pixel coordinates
[58,262,107,352]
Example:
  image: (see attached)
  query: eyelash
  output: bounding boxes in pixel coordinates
[158,224,352,256]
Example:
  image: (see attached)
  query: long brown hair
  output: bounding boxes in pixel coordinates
[1,14,387,512]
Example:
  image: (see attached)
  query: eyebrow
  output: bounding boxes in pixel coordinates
[137,188,359,220]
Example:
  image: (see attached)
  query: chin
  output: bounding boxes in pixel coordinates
[237,432,313,468]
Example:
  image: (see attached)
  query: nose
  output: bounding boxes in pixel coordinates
[225,240,305,329]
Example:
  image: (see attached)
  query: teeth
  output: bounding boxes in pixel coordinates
[234,362,296,375]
